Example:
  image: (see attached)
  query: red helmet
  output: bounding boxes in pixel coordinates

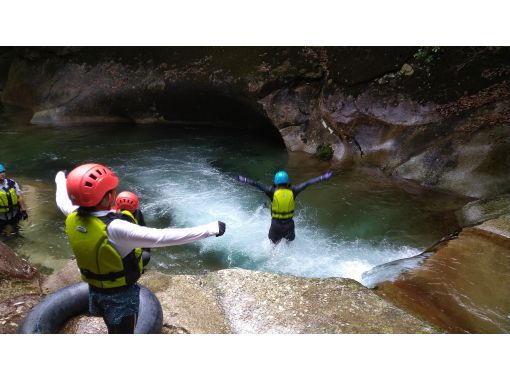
[66,163,119,207]
[115,191,139,213]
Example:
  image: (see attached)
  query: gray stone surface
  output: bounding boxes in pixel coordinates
[456,193,510,227]
[41,264,436,334]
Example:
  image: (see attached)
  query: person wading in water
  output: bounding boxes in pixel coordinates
[0,163,28,237]
[237,170,332,244]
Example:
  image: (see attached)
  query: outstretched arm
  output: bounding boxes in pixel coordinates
[292,171,333,196]
[237,175,273,197]
[107,219,225,256]
[55,171,79,216]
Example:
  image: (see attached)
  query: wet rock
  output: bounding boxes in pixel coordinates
[376,215,510,333]
[456,193,510,227]
[140,271,231,334]
[393,120,510,198]
[475,214,510,240]
[0,242,38,281]
[208,268,435,333]
[44,266,436,334]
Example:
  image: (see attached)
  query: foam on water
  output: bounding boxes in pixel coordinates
[120,150,421,284]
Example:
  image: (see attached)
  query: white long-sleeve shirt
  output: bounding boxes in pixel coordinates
[55,171,220,257]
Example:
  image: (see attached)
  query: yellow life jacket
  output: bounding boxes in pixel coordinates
[120,210,137,224]
[65,211,143,289]
[271,188,295,219]
[0,179,19,214]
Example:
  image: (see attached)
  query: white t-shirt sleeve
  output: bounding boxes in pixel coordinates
[13,181,22,195]
[55,171,78,216]
[107,219,220,256]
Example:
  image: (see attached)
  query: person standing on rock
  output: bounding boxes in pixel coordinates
[113,191,151,267]
[55,163,226,334]
[0,163,28,237]
[237,170,333,244]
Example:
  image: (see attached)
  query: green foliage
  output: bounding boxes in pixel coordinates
[413,47,441,64]
[316,144,334,161]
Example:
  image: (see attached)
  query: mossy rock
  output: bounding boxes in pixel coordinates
[315,144,334,161]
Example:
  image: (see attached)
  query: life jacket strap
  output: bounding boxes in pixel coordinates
[271,210,294,215]
[80,268,125,282]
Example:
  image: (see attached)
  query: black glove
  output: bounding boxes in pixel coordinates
[21,210,28,220]
[216,221,226,237]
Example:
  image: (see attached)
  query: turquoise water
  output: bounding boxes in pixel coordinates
[0,106,465,284]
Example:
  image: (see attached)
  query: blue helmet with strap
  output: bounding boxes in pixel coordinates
[274,171,289,185]
[0,163,5,172]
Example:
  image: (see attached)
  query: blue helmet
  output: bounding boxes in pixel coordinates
[274,171,289,185]
[0,163,5,172]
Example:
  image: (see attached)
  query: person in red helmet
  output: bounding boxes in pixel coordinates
[114,191,151,266]
[55,163,226,334]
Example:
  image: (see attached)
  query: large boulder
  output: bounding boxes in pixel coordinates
[42,264,436,334]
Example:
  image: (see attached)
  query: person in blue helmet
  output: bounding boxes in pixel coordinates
[237,170,333,244]
[0,163,29,237]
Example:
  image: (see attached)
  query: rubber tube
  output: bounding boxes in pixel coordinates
[135,284,163,334]
[17,282,163,334]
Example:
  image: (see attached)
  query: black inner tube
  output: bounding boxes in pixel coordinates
[17,282,163,334]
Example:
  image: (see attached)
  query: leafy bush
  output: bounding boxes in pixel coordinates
[413,47,441,64]
[316,144,334,161]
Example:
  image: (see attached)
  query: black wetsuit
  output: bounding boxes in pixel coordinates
[244,175,327,244]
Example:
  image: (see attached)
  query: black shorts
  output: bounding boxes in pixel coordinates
[0,213,21,235]
[268,218,295,244]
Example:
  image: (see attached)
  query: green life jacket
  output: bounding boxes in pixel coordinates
[120,210,137,224]
[271,188,295,219]
[0,179,19,214]
[65,211,143,289]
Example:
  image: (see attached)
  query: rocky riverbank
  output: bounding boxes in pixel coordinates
[1,47,509,334]
[1,243,436,334]
[1,47,509,199]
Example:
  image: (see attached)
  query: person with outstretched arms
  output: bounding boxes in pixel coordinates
[56,163,226,333]
[237,170,332,244]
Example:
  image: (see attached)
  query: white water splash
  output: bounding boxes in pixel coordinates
[124,152,421,284]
